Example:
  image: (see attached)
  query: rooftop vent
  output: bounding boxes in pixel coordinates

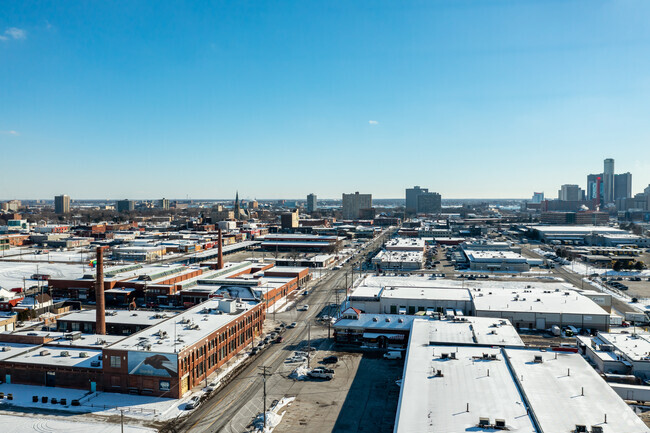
[40,350,50,356]
[373,317,378,322]
[79,352,88,358]
[534,355,543,363]
[60,351,70,357]
[90,360,101,367]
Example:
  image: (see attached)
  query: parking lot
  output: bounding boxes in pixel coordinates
[277,351,403,433]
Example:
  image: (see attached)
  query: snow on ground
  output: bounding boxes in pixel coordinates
[0,382,206,423]
[0,261,87,290]
[251,396,295,433]
[288,364,309,381]
[0,413,154,433]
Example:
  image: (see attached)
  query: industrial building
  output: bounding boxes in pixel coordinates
[347,275,610,331]
[578,332,650,380]
[394,319,649,433]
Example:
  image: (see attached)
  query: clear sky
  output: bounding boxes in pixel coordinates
[1,0,650,200]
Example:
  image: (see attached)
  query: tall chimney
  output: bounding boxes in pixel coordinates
[95,246,106,335]
[217,228,224,270]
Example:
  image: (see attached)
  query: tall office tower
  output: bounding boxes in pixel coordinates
[586,173,603,201]
[158,198,170,210]
[558,185,584,202]
[306,193,317,213]
[116,199,135,212]
[416,192,442,213]
[342,192,372,219]
[405,186,428,214]
[531,192,544,203]
[54,194,70,214]
[603,158,615,203]
[614,172,632,200]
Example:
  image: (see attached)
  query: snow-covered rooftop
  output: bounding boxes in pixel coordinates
[58,309,175,326]
[6,346,103,369]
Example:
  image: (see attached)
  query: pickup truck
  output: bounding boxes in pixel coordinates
[308,367,334,380]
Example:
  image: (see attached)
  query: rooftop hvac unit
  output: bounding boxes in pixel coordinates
[575,425,587,433]
[1,347,10,352]
[385,317,391,323]
[450,352,456,360]
[373,317,378,322]
[490,354,497,360]
[494,419,506,429]
[96,339,106,345]
[79,352,88,358]
[441,353,449,359]
[90,360,101,367]
[534,355,543,363]
[591,426,603,433]
[60,351,70,357]
[40,350,50,356]
[435,369,443,377]
[478,417,490,427]
[398,318,404,323]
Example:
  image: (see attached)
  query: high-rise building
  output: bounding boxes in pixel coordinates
[558,185,584,202]
[281,209,299,229]
[405,186,428,214]
[342,192,372,220]
[603,158,615,203]
[116,199,135,212]
[586,173,603,201]
[614,172,632,201]
[158,198,170,210]
[531,192,544,203]
[306,193,317,213]
[54,194,70,214]
[416,192,442,214]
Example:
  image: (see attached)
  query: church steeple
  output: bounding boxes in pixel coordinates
[234,191,240,219]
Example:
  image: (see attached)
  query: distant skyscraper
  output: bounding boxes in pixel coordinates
[416,192,442,214]
[54,194,70,214]
[342,192,372,219]
[614,172,632,200]
[531,192,544,203]
[306,193,317,213]
[603,158,615,203]
[116,199,135,212]
[158,198,170,210]
[405,186,428,214]
[558,185,584,202]
[587,173,603,201]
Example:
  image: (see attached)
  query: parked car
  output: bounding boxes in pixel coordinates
[286,355,307,363]
[308,367,334,380]
[299,305,309,311]
[185,396,201,410]
[205,380,220,392]
[322,356,338,364]
[275,336,284,343]
[288,322,297,329]
[383,351,402,360]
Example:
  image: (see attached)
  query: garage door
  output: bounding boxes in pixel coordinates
[536,318,546,329]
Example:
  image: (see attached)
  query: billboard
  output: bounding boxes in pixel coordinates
[128,351,178,377]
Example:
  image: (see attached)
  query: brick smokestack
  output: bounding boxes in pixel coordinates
[95,246,106,335]
[217,228,224,270]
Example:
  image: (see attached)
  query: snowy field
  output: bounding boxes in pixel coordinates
[0,261,87,290]
[0,413,154,433]
[0,383,191,422]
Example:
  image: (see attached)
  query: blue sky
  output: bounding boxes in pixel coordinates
[1,0,650,200]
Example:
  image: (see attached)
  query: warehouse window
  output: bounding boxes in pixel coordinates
[110,356,121,368]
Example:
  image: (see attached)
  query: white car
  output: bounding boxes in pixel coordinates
[185,395,201,410]
[204,380,220,392]
[286,355,307,363]
[299,305,309,311]
[287,322,297,329]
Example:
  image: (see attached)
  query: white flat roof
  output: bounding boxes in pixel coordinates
[395,340,535,433]
[59,309,175,326]
[0,342,39,361]
[598,333,650,362]
[465,250,528,263]
[472,286,608,316]
[426,317,525,346]
[6,346,103,369]
[108,299,258,354]
[506,347,650,432]
[531,225,626,235]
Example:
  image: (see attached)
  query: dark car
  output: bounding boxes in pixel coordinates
[322,356,338,364]
[275,336,284,343]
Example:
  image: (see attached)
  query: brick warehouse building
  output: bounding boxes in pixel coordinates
[0,298,265,398]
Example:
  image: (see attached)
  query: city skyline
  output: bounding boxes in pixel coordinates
[2,2,650,198]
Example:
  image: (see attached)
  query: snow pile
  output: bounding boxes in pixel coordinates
[288,365,309,381]
[251,396,295,433]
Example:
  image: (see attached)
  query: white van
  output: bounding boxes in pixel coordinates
[383,351,402,360]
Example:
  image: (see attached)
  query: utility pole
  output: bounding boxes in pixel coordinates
[259,366,271,431]
[120,409,124,433]
[307,321,311,368]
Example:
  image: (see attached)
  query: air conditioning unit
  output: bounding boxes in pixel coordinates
[441,353,449,359]
[1,347,10,352]
[478,417,490,427]
[591,426,603,433]
[534,355,543,363]
[495,419,506,429]
[60,351,70,357]
[450,352,456,360]
[575,425,587,433]
[40,350,50,356]
[79,352,88,358]
[90,360,101,367]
